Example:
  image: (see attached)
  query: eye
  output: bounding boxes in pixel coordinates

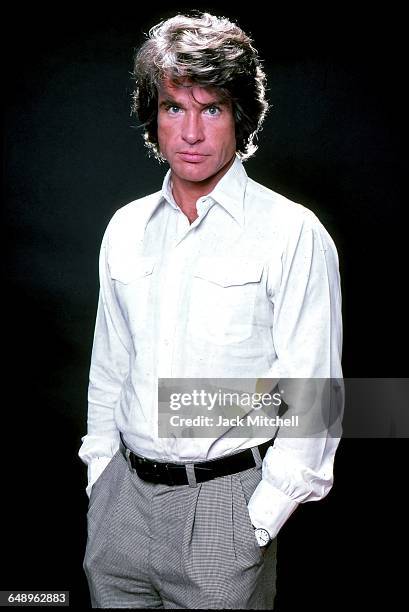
[167,105,182,114]
[204,105,221,116]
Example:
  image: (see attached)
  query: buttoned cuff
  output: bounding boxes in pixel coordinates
[247,478,299,539]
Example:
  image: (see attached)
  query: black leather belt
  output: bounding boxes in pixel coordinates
[119,435,276,486]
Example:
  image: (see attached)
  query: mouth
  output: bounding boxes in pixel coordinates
[177,152,208,163]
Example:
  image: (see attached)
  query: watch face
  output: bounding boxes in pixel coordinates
[255,528,270,546]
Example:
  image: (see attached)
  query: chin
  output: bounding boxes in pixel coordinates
[182,171,211,182]
[174,163,213,183]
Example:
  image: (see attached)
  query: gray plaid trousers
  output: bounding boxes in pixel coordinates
[83,448,277,608]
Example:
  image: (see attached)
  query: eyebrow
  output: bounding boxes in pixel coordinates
[158,95,229,110]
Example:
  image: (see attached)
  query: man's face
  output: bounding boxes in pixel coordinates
[157,78,237,186]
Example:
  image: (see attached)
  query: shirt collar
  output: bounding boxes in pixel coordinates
[160,155,247,226]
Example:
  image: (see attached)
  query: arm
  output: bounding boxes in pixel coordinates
[248,216,343,538]
[78,217,132,498]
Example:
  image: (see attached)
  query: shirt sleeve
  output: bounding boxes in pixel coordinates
[247,216,343,538]
[78,217,132,498]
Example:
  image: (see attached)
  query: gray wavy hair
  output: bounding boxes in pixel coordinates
[131,12,269,161]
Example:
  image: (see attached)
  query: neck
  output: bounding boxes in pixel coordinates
[171,155,236,223]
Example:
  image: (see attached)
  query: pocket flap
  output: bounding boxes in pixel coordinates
[194,258,263,287]
[109,256,155,283]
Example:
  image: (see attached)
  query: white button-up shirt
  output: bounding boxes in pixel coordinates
[78,156,343,538]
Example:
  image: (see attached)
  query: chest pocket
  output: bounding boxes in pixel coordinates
[109,256,155,284]
[188,257,264,345]
[109,256,156,336]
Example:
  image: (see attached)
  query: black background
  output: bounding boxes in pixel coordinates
[4,4,405,609]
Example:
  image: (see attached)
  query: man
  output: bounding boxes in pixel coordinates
[79,12,343,609]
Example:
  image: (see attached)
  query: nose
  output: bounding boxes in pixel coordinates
[181,111,204,144]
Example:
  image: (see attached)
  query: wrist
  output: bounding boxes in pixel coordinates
[253,526,271,547]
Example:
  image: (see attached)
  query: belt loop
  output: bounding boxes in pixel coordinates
[185,463,197,488]
[251,446,263,468]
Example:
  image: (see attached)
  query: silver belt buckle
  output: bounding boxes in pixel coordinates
[124,446,135,473]
[120,433,135,473]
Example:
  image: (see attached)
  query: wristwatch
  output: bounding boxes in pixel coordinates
[254,527,271,547]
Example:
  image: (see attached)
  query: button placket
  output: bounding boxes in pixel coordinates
[157,238,193,377]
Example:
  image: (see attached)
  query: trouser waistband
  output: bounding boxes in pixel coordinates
[119,434,276,486]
